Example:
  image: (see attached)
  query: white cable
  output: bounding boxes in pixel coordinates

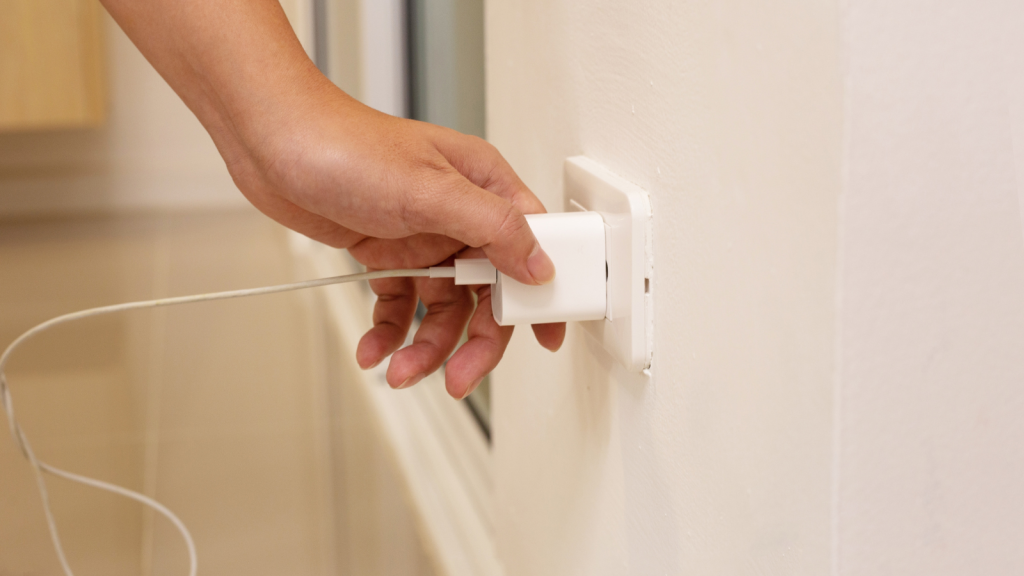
[0,267,435,576]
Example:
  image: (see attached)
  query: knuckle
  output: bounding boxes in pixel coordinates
[404,165,457,229]
[411,145,453,174]
[375,293,407,304]
[466,134,496,155]
[492,203,527,246]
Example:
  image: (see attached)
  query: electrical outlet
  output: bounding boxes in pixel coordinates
[564,156,652,371]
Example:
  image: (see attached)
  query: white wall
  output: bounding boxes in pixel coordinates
[320,0,408,118]
[487,0,1024,575]
[837,2,1024,574]
[488,1,841,574]
[358,0,407,118]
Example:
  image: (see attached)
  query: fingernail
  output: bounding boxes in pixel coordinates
[459,377,484,400]
[398,373,425,389]
[527,244,556,284]
[368,357,384,370]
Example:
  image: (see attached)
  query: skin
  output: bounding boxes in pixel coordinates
[100,0,566,399]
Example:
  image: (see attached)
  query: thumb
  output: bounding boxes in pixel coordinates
[415,172,555,285]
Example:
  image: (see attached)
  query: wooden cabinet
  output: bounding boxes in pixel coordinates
[0,0,105,131]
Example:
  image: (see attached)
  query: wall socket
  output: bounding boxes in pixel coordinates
[564,156,653,372]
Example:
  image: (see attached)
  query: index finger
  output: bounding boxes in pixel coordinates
[431,131,546,215]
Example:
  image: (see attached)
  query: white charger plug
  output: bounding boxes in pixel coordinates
[492,212,606,325]
[436,212,607,324]
[440,212,607,325]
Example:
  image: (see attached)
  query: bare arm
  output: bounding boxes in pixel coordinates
[100,0,564,398]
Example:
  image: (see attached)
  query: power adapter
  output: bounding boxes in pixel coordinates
[441,158,652,372]
[433,158,652,372]
[493,212,606,325]
[438,212,607,325]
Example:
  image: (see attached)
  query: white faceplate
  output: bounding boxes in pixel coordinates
[564,156,652,371]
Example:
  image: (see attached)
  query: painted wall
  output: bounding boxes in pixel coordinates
[487,1,841,574]
[837,2,1024,574]
[320,0,409,118]
[487,0,1024,574]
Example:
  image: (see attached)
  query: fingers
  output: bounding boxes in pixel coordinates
[430,130,547,215]
[531,322,566,352]
[369,272,561,398]
[429,132,558,286]
[444,284,514,400]
[457,246,563,353]
[411,173,556,286]
[356,276,418,369]
[413,129,555,286]
[385,276,474,389]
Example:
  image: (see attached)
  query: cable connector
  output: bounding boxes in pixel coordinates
[431,213,608,326]
[428,258,497,285]
[492,212,606,325]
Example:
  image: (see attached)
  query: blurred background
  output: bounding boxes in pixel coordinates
[5,1,1024,576]
[0,1,493,575]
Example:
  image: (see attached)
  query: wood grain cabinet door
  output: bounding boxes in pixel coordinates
[0,0,105,131]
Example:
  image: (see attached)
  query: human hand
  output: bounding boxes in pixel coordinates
[100,0,559,398]
[222,86,566,399]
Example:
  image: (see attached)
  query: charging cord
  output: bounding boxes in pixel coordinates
[0,263,492,576]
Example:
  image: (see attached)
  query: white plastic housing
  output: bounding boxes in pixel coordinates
[564,157,652,371]
[492,212,606,326]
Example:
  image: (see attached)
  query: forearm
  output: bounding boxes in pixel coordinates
[100,0,339,165]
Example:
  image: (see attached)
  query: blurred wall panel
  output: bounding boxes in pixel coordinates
[359,0,408,117]
[407,0,484,137]
[0,9,245,218]
[321,0,362,97]
[0,0,106,131]
[279,0,316,59]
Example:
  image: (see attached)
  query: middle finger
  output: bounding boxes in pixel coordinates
[385,275,474,389]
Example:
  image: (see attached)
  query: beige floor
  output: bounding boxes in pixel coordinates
[0,210,336,575]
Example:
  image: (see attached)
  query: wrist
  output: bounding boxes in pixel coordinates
[204,64,345,189]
